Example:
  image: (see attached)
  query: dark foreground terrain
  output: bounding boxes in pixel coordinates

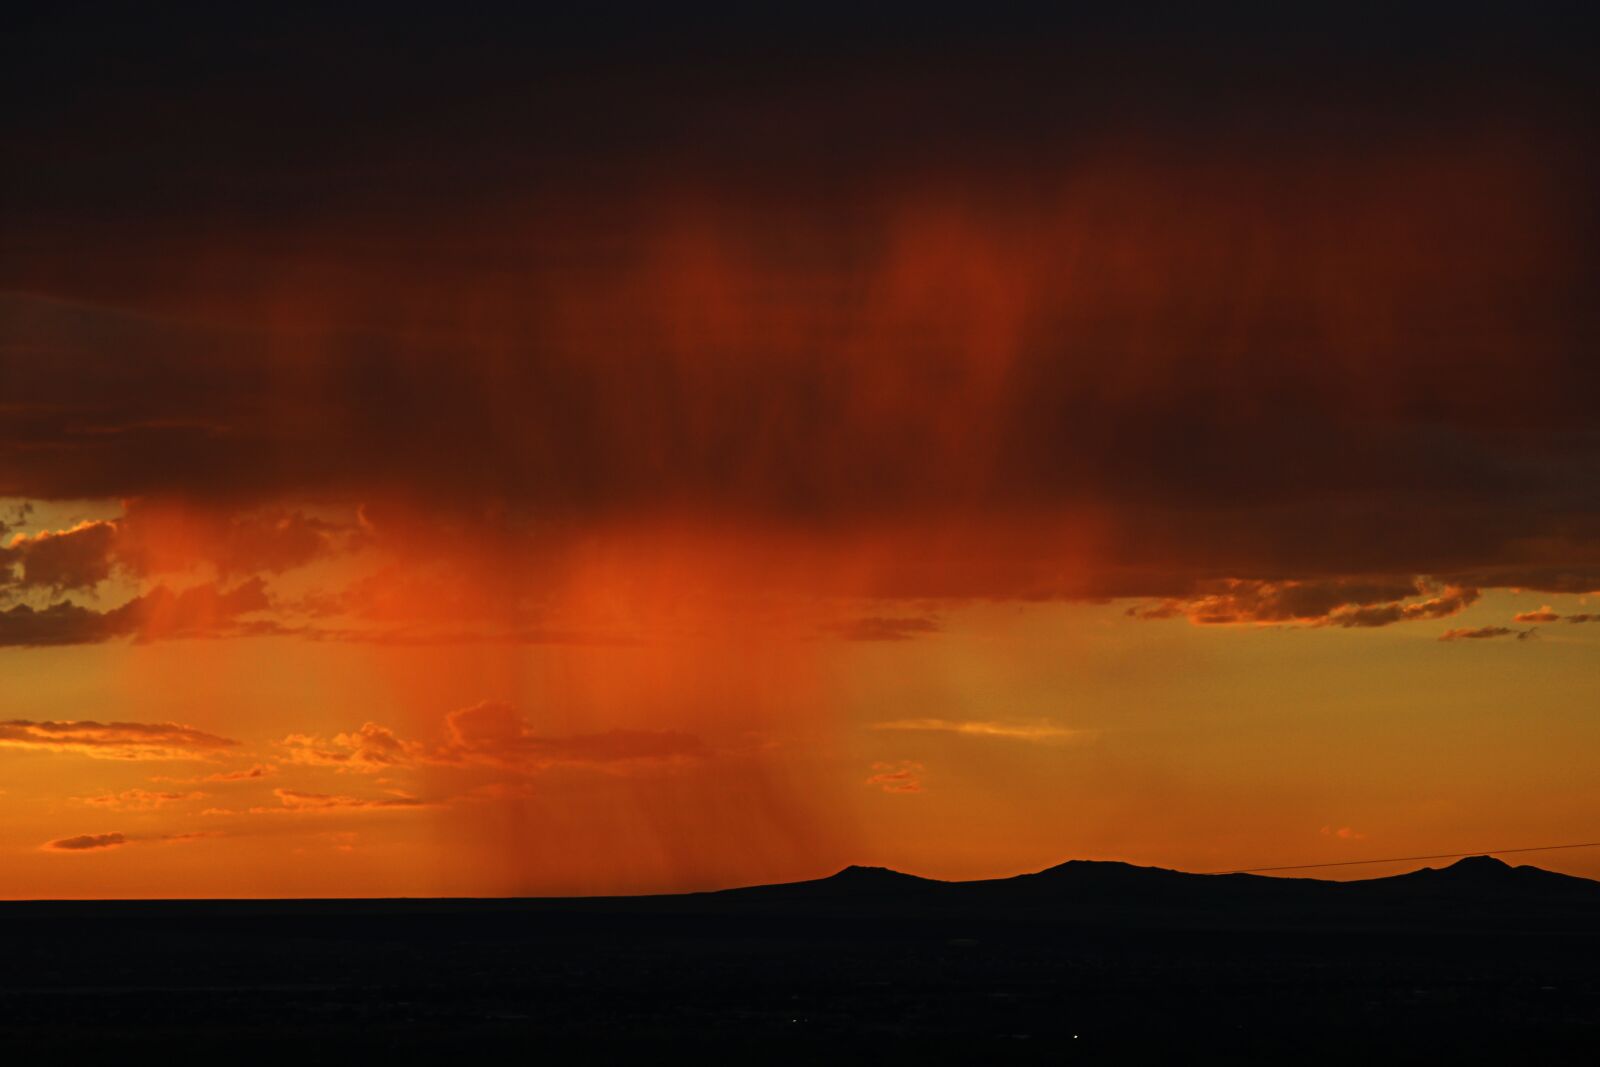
[3,857,1597,1063]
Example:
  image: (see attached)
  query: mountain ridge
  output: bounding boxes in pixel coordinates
[701,854,1600,930]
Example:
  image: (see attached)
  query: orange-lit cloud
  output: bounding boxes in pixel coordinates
[1320,826,1367,841]
[1512,607,1600,625]
[75,789,204,810]
[1129,580,1481,628]
[282,723,421,774]
[250,788,429,815]
[866,761,924,794]
[0,720,237,761]
[2,520,117,591]
[871,719,1082,742]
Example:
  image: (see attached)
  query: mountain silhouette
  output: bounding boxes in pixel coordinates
[699,854,1600,930]
[714,864,939,900]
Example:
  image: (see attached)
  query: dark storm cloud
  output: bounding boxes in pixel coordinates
[2,7,1597,611]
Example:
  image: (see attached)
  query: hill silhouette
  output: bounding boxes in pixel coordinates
[702,855,1600,931]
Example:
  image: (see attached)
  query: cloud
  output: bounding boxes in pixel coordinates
[0,502,32,540]
[0,600,126,647]
[1130,579,1481,629]
[75,788,204,810]
[267,704,706,794]
[44,832,126,851]
[824,616,941,642]
[41,829,222,850]
[0,578,279,647]
[282,723,421,774]
[871,718,1083,742]
[1438,626,1535,642]
[2,520,117,591]
[250,788,429,814]
[151,763,277,784]
[866,761,924,794]
[1330,586,1480,628]
[1320,825,1366,840]
[1508,608,1600,625]
[0,719,238,760]
[1444,567,1600,597]
[1,504,354,600]
[206,763,277,781]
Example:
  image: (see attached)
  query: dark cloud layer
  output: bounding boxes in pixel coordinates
[3,8,1597,614]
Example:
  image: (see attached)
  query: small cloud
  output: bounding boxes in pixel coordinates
[1439,626,1535,641]
[44,831,126,851]
[825,616,941,642]
[281,722,420,774]
[871,718,1082,742]
[1513,606,1560,623]
[154,763,278,784]
[75,788,203,810]
[1320,825,1367,840]
[42,828,221,851]
[249,787,429,814]
[866,760,924,794]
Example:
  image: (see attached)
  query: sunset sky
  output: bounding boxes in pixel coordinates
[3,8,1597,898]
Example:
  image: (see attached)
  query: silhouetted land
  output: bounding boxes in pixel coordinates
[4,856,1597,1063]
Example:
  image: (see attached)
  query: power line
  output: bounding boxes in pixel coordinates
[1217,840,1600,875]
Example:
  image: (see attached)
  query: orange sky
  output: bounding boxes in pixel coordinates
[3,9,1598,897]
